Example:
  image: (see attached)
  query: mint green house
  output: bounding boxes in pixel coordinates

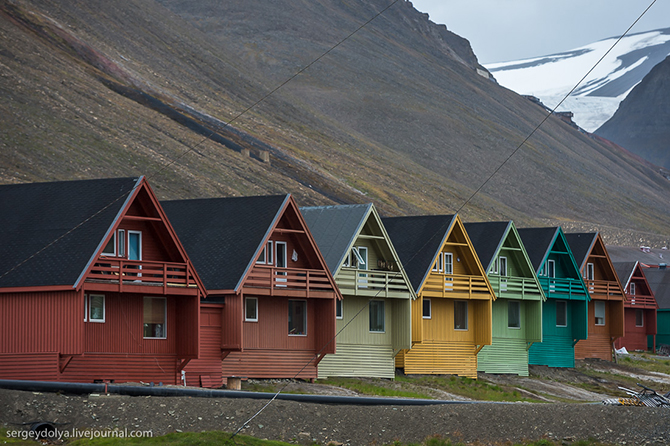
[301,204,414,379]
[518,227,589,368]
[465,221,544,376]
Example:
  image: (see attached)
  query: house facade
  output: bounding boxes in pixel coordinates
[613,262,657,352]
[465,221,544,376]
[301,204,414,379]
[383,214,494,378]
[566,233,625,361]
[0,177,204,384]
[518,227,589,368]
[164,194,340,385]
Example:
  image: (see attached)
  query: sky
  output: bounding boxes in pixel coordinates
[410,0,670,64]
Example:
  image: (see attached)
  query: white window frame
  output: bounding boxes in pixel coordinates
[117,229,126,258]
[245,297,258,322]
[635,309,644,327]
[423,298,432,319]
[508,300,521,329]
[88,294,105,323]
[369,300,385,333]
[490,259,498,274]
[444,253,453,275]
[546,259,556,278]
[84,294,88,322]
[556,300,567,327]
[586,262,595,280]
[454,300,468,331]
[499,257,508,277]
[256,241,273,265]
[101,232,116,256]
[629,282,636,296]
[335,299,343,319]
[288,299,307,336]
[127,230,142,261]
[594,300,606,326]
[143,296,167,339]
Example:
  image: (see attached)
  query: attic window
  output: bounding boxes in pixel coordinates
[256,241,273,264]
[102,233,116,256]
[629,282,636,296]
[499,257,508,277]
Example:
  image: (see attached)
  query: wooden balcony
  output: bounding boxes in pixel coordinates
[624,293,657,309]
[85,257,200,295]
[538,277,587,299]
[336,268,411,298]
[244,266,335,298]
[583,279,624,300]
[487,276,543,299]
[422,273,491,299]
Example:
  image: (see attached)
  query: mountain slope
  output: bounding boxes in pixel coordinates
[595,55,670,169]
[487,28,670,132]
[1,0,669,244]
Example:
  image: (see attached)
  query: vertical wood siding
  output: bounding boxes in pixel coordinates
[402,340,478,378]
[184,306,223,387]
[221,294,242,350]
[335,296,393,345]
[0,291,82,354]
[243,296,315,350]
[317,344,395,379]
[477,338,530,376]
[221,350,319,379]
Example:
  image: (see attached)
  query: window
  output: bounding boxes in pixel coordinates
[499,257,508,276]
[256,241,273,264]
[635,309,644,327]
[629,282,636,296]
[288,300,307,335]
[508,300,521,328]
[143,297,166,338]
[275,242,288,286]
[356,247,368,270]
[102,232,116,256]
[423,298,431,319]
[117,229,125,257]
[88,294,105,323]
[245,297,258,322]
[594,301,605,325]
[128,231,142,261]
[335,299,343,319]
[556,300,567,327]
[84,295,88,322]
[369,300,385,332]
[490,259,498,274]
[546,260,556,278]
[454,300,468,330]
[586,263,594,280]
[444,253,453,275]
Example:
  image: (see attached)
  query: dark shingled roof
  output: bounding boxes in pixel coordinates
[517,227,559,272]
[613,262,637,288]
[564,233,597,270]
[644,267,670,309]
[463,221,510,271]
[300,204,371,274]
[382,215,455,291]
[162,195,288,291]
[0,177,139,288]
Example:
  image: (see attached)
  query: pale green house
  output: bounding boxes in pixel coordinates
[465,221,544,376]
[301,204,414,379]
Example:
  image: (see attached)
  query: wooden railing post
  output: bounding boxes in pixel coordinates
[163,263,168,294]
[119,259,124,292]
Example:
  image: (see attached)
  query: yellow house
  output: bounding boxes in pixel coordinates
[382,214,495,378]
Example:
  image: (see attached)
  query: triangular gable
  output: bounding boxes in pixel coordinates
[0,177,139,291]
[566,233,625,301]
[77,177,206,292]
[614,261,658,308]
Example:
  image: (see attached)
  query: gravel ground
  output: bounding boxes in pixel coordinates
[1,386,669,445]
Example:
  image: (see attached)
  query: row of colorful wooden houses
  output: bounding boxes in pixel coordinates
[0,177,665,388]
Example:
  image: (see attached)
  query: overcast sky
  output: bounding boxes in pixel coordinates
[410,0,670,64]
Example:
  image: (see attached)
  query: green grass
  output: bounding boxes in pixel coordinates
[316,377,433,399]
[0,428,41,444]
[618,353,670,374]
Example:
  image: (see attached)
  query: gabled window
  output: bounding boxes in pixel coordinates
[288,300,307,336]
[556,300,567,327]
[256,241,273,264]
[423,298,431,319]
[586,263,595,281]
[454,300,468,330]
[143,297,166,339]
[102,233,116,256]
[369,300,385,333]
[245,297,258,322]
[546,260,556,278]
[276,242,287,268]
[629,282,636,296]
[499,257,508,277]
[335,299,343,319]
[508,300,520,328]
[635,309,644,327]
[444,253,453,275]
[594,301,605,326]
[88,294,105,323]
[117,229,125,257]
[355,247,368,270]
[490,259,498,274]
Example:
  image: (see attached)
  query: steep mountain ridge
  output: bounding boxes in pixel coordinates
[1,0,669,245]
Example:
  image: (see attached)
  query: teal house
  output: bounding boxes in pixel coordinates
[518,227,589,368]
[466,221,544,376]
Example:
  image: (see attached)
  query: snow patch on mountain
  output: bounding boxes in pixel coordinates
[486,28,670,132]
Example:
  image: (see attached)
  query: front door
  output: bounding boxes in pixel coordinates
[128,231,142,277]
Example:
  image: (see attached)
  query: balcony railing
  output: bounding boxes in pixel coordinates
[538,277,587,299]
[625,293,657,308]
[422,273,491,298]
[487,276,543,299]
[86,257,198,291]
[246,266,334,296]
[336,268,411,298]
[583,279,624,299]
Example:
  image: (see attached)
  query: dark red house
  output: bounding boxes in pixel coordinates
[0,177,205,384]
[163,194,340,386]
[613,262,657,352]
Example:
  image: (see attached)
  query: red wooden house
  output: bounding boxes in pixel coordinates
[163,194,340,386]
[613,262,657,352]
[0,177,205,384]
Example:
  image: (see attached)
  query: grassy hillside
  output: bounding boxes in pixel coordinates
[1,0,669,245]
